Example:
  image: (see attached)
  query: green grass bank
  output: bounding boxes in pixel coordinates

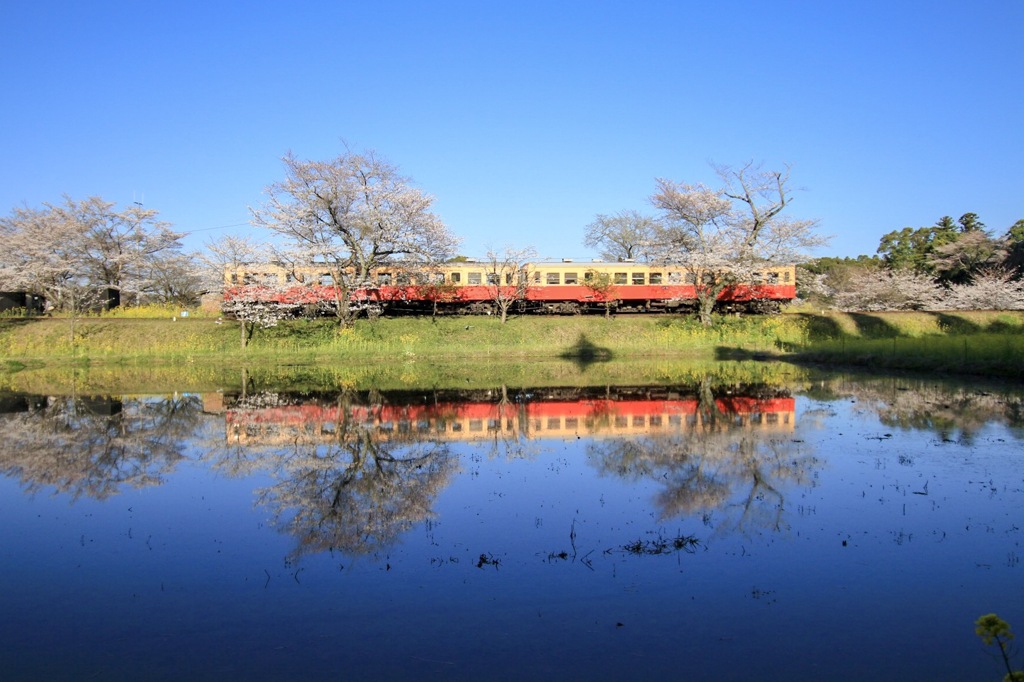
[780,310,1024,378]
[0,314,794,364]
[1,310,1022,379]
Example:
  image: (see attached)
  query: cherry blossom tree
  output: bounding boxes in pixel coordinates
[250,148,459,323]
[649,181,734,324]
[482,245,537,323]
[139,251,205,307]
[583,210,659,262]
[201,234,274,293]
[651,162,826,324]
[832,268,943,311]
[0,196,182,311]
[220,285,300,348]
[944,267,1024,311]
[62,196,183,298]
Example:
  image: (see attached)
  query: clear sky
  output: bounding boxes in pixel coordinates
[3,1,1021,261]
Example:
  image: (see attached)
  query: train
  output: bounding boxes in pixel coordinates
[214,386,796,446]
[223,260,796,316]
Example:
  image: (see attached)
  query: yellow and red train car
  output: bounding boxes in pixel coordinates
[223,260,796,315]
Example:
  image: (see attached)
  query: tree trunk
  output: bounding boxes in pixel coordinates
[697,294,716,326]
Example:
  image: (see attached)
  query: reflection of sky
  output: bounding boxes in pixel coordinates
[0,392,1022,680]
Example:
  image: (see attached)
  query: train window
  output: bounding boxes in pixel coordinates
[632,272,645,285]
[378,272,392,285]
[784,270,791,283]
[614,272,627,285]
[432,272,445,284]
[230,273,239,284]
[649,272,663,284]
[668,272,682,284]
[546,273,560,285]
[397,273,411,285]
[614,415,628,428]
[320,274,333,286]
[767,272,779,284]
[468,272,482,285]
[752,272,764,284]
[285,272,295,283]
[487,273,499,285]
[564,272,578,284]
[505,273,514,285]
[583,271,594,282]
[533,272,541,284]
[469,419,483,432]
[260,274,277,285]
[450,272,461,284]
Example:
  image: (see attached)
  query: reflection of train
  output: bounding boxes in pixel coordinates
[223,261,796,315]
[221,387,796,446]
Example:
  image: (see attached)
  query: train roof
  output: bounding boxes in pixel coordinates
[226,259,794,269]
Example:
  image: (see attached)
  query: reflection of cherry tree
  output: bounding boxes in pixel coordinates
[815,376,1024,445]
[587,381,817,535]
[259,437,454,557]
[590,432,816,534]
[209,392,458,557]
[0,395,202,500]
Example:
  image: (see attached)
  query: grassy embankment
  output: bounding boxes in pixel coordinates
[1,307,1023,381]
[0,310,801,394]
[779,309,1024,378]
[0,312,794,365]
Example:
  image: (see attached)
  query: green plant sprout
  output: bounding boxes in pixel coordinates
[976,613,1024,681]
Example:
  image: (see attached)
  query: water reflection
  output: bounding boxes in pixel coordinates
[0,393,203,499]
[585,378,815,534]
[1,372,1023,680]
[3,376,1020,552]
[801,375,1024,444]
[218,383,795,446]
[207,382,799,553]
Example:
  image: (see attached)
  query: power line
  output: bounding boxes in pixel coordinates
[182,221,251,234]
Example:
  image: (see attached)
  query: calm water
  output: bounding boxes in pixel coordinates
[0,372,1021,681]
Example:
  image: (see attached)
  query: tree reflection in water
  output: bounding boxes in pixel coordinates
[215,392,457,558]
[586,378,819,535]
[6,373,1017,561]
[0,394,202,500]
[849,379,1024,445]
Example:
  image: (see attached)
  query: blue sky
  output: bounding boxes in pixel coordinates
[3,1,1021,261]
